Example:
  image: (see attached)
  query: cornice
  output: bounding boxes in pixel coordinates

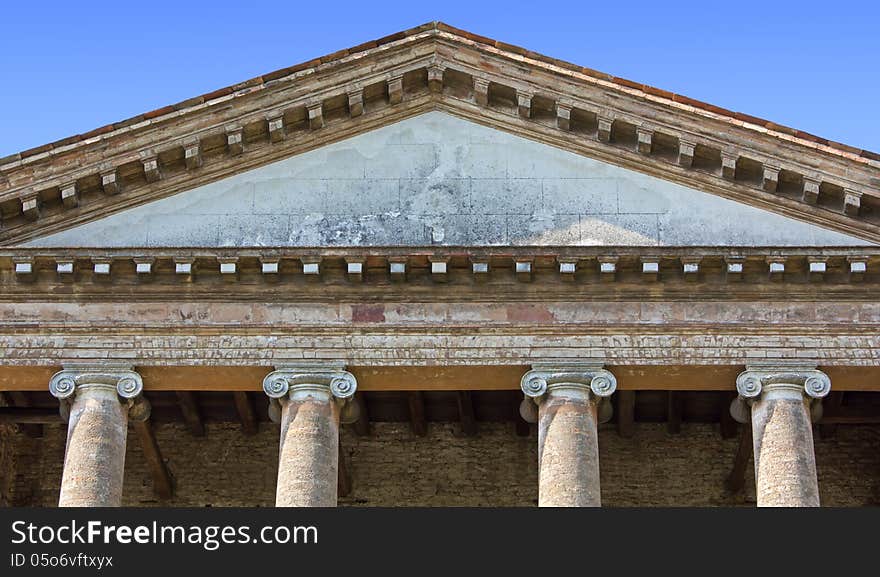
[1,246,877,302]
[0,24,878,245]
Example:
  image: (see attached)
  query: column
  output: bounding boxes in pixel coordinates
[520,364,617,507]
[263,364,359,507]
[49,365,150,507]
[730,365,831,507]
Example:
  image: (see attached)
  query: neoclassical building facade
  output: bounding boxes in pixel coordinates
[1,23,878,507]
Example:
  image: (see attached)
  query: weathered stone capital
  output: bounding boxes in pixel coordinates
[49,365,149,421]
[520,364,616,424]
[521,365,617,401]
[735,367,831,401]
[730,365,831,424]
[263,367,357,401]
[263,364,358,423]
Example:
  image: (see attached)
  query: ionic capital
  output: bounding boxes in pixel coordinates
[521,366,617,400]
[730,365,830,423]
[49,365,149,421]
[263,364,358,423]
[520,364,617,423]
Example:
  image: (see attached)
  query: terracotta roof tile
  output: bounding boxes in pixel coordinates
[765,122,798,137]
[522,49,553,65]
[641,85,676,100]
[794,130,828,146]
[320,49,350,64]
[734,112,770,126]
[172,96,205,111]
[112,115,146,130]
[670,94,700,108]
[493,41,528,57]
[52,135,83,148]
[672,94,734,117]
[403,22,437,36]
[143,105,176,120]
[374,31,407,46]
[18,143,54,158]
[79,124,116,140]
[436,22,495,46]
[285,58,321,76]
[580,67,613,82]
[611,77,641,90]
[348,40,378,54]
[230,77,264,91]
[262,67,295,83]
[827,141,862,155]
[200,87,235,101]
[262,66,296,83]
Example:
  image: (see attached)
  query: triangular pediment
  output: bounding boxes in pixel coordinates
[24,113,875,248]
[2,22,878,246]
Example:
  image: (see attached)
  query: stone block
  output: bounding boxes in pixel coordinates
[325,179,400,214]
[367,145,439,179]
[508,214,580,245]
[544,178,617,214]
[471,179,540,215]
[400,178,470,215]
[579,215,659,246]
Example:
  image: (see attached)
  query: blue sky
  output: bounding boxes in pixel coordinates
[1,1,878,156]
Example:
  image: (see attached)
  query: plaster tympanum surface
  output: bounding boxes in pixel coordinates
[26,112,872,248]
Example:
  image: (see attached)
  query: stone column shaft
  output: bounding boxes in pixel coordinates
[732,367,830,507]
[537,389,601,506]
[264,366,357,507]
[50,367,148,507]
[521,365,616,507]
[277,390,340,506]
[61,385,127,506]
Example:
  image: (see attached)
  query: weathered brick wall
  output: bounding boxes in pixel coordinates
[0,425,43,507]
[0,425,14,506]
[3,422,878,507]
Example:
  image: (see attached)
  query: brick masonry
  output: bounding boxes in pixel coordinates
[2,421,878,507]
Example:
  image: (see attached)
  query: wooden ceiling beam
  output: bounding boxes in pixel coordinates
[6,391,43,437]
[175,391,205,436]
[725,424,753,495]
[8,391,32,408]
[351,392,370,436]
[132,419,173,500]
[0,407,58,424]
[818,402,880,424]
[617,390,636,438]
[819,415,880,424]
[511,391,531,437]
[407,391,427,436]
[456,391,477,436]
[719,392,738,439]
[232,392,258,436]
[3,365,880,393]
[337,441,352,498]
[819,391,845,438]
[667,391,683,434]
